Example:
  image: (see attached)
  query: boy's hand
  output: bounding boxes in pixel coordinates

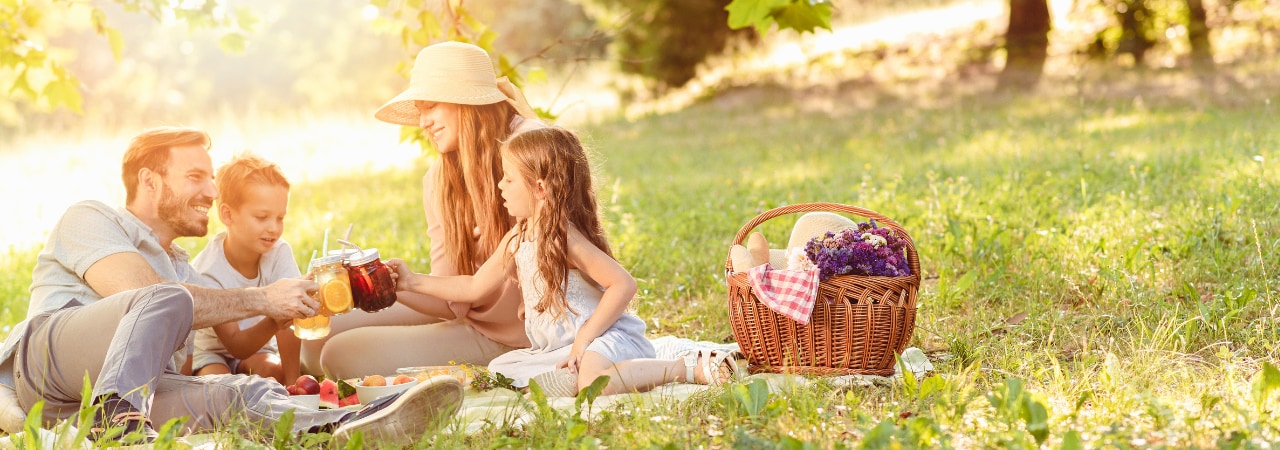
[259,278,319,319]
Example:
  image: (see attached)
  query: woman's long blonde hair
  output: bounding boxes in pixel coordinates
[437,102,518,273]
[504,127,612,320]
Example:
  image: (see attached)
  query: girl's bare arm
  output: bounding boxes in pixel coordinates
[388,230,517,304]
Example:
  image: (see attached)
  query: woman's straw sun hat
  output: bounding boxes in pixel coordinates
[374,41,511,126]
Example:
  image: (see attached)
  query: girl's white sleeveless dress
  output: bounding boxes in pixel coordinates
[487,240,655,387]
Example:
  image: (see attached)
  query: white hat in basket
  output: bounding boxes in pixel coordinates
[786,212,858,251]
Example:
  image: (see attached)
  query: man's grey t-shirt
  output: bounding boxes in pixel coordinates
[0,200,197,379]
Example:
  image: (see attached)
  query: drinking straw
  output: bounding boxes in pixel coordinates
[307,250,317,273]
[336,239,362,253]
[322,228,330,255]
[342,224,354,256]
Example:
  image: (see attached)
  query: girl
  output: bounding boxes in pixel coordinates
[311,41,544,379]
[388,127,735,396]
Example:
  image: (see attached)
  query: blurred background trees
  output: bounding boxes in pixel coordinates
[3,0,1279,134]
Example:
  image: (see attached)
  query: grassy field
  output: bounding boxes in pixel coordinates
[1,77,1278,447]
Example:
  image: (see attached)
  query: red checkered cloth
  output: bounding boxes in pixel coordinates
[747,264,820,324]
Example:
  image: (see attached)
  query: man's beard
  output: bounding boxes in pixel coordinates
[157,183,211,237]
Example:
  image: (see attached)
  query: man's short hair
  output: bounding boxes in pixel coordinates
[215,154,291,208]
[122,127,212,204]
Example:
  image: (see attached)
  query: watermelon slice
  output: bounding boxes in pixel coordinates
[318,379,340,409]
[338,393,360,407]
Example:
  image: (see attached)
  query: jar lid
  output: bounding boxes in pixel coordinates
[347,248,380,265]
[310,254,345,267]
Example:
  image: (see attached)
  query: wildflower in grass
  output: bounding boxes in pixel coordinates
[802,220,911,281]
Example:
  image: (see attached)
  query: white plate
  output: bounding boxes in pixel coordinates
[354,376,418,404]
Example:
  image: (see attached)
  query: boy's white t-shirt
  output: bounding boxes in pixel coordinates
[190,231,302,364]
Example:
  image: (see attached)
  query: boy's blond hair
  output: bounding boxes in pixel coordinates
[215,154,290,207]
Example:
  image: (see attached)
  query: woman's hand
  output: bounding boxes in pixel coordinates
[496,76,539,120]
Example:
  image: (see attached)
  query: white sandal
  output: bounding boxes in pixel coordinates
[680,349,740,386]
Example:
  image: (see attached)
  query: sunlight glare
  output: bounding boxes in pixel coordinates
[362,5,379,21]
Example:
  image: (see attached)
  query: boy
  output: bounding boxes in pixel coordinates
[190,154,301,385]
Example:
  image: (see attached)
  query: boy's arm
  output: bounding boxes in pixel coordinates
[276,327,302,382]
[212,319,285,360]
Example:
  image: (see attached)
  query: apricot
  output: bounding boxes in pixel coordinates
[362,374,387,387]
[392,374,414,385]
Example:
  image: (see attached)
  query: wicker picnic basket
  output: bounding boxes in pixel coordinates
[725,203,920,376]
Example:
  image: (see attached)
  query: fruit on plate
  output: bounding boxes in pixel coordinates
[296,375,321,395]
[362,374,387,387]
[392,374,414,385]
[339,393,360,408]
[318,379,340,408]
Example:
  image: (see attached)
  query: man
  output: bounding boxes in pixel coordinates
[0,126,461,446]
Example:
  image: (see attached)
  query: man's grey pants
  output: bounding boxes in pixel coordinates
[12,282,349,432]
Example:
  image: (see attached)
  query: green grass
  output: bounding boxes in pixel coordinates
[2,84,1279,447]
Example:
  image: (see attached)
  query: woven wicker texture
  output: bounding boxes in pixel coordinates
[725,203,920,376]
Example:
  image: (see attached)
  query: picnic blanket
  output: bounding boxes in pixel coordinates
[0,344,933,449]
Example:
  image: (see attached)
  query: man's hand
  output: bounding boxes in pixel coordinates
[257,278,319,320]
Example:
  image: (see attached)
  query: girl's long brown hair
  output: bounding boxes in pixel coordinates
[504,127,612,320]
[437,102,518,273]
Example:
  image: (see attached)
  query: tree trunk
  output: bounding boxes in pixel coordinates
[1186,0,1214,73]
[997,0,1052,93]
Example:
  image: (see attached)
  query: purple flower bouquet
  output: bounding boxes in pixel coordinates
[802,220,912,282]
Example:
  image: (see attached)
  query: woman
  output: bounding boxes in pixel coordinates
[304,41,543,378]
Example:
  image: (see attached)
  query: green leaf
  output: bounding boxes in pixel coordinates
[42,76,82,113]
[417,11,442,42]
[105,27,125,61]
[234,6,259,31]
[273,408,296,450]
[21,4,42,27]
[771,0,832,34]
[90,7,107,32]
[725,0,788,30]
[526,67,547,84]
[24,49,47,66]
[731,378,771,418]
[1022,396,1049,444]
[477,28,497,50]
[575,375,609,413]
[1252,361,1280,410]
[1060,430,1084,450]
[217,32,248,54]
[9,69,35,98]
[857,419,895,449]
[23,401,44,448]
[0,50,21,69]
[954,270,978,294]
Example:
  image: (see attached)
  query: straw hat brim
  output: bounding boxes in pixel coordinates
[787,212,858,251]
[374,83,510,127]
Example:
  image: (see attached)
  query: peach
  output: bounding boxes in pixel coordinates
[362,374,387,387]
[392,374,414,385]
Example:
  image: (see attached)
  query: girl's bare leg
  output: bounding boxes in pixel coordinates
[576,351,729,396]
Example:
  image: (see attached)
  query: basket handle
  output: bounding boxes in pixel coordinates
[724,202,920,280]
